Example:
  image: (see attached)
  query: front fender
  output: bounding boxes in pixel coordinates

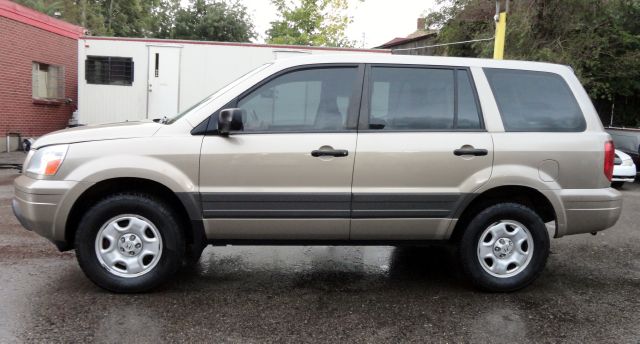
[51,137,203,242]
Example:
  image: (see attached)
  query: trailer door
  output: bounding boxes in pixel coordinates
[147,46,181,119]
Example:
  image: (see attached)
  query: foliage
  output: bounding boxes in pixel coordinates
[425,0,640,127]
[266,0,356,47]
[13,0,256,42]
[147,0,181,39]
[12,0,63,15]
[174,0,255,42]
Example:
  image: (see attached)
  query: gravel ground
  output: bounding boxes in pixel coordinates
[0,162,638,343]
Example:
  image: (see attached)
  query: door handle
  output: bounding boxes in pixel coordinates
[311,149,349,157]
[453,148,488,156]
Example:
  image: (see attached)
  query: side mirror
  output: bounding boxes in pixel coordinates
[217,108,245,135]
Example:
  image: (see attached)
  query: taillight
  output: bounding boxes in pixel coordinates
[604,140,615,181]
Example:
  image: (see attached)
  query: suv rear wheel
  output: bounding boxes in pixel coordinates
[459,203,550,292]
[75,193,184,292]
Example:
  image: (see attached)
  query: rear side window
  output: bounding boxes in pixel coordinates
[368,67,482,130]
[484,68,585,132]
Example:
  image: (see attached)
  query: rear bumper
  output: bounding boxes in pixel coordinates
[558,188,622,236]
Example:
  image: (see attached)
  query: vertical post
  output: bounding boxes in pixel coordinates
[493,0,509,60]
[108,0,114,32]
[80,0,86,28]
[609,101,615,127]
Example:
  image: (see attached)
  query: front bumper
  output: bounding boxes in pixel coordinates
[559,188,622,236]
[12,175,82,248]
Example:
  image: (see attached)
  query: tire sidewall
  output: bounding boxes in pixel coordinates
[75,194,184,292]
[460,203,550,292]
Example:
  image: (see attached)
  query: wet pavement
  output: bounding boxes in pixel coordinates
[0,165,639,343]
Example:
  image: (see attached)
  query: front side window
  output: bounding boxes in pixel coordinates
[484,68,585,132]
[32,62,64,100]
[368,67,482,130]
[85,56,134,86]
[236,67,358,132]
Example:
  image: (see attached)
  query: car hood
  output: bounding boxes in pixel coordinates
[33,121,163,149]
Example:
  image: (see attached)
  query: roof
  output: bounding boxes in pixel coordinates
[376,30,437,49]
[82,36,390,54]
[269,54,574,75]
[0,0,84,39]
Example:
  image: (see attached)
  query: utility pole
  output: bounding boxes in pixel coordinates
[108,0,114,32]
[493,0,509,59]
[80,0,86,28]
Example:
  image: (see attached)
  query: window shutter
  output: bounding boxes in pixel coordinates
[32,63,39,98]
[48,66,65,99]
[57,66,65,99]
[47,65,57,98]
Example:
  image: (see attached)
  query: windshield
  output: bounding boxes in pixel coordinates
[167,63,273,124]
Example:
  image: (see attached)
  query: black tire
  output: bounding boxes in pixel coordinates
[75,193,185,292]
[459,203,550,292]
[611,181,624,189]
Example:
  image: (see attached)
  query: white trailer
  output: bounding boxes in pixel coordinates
[77,37,387,125]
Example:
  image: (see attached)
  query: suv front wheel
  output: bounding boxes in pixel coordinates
[459,203,550,292]
[75,193,185,292]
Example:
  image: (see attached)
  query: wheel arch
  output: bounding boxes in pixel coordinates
[450,185,557,242]
[64,177,205,254]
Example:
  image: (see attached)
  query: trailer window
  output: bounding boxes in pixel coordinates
[85,56,134,86]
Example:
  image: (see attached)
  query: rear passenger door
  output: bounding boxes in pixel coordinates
[351,65,493,240]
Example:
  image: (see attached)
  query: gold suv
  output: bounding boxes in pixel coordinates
[13,55,622,292]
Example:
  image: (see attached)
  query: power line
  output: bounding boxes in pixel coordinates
[391,36,495,52]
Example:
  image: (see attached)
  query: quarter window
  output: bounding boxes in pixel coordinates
[368,67,482,130]
[236,67,358,132]
[85,56,134,86]
[32,62,64,100]
[484,68,585,132]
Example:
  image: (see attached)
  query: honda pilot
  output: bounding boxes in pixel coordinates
[13,55,622,292]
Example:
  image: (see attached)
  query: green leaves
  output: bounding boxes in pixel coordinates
[15,0,256,42]
[427,0,640,126]
[266,0,357,47]
[173,0,255,42]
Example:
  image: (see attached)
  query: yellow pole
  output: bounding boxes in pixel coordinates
[493,11,507,59]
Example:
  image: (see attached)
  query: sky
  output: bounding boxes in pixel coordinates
[242,0,439,48]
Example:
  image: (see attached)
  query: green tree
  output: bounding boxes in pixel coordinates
[103,0,147,36]
[14,0,117,36]
[13,0,63,15]
[174,0,256,41]
[147,0,181,38]
[425,0,640,127]
[266,0,356,47]
[14,0,255,42]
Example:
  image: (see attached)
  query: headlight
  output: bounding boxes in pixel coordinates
[622,159,634,167]
[25,145,69,176]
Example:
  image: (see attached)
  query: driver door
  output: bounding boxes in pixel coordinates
[199,65,364,240]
